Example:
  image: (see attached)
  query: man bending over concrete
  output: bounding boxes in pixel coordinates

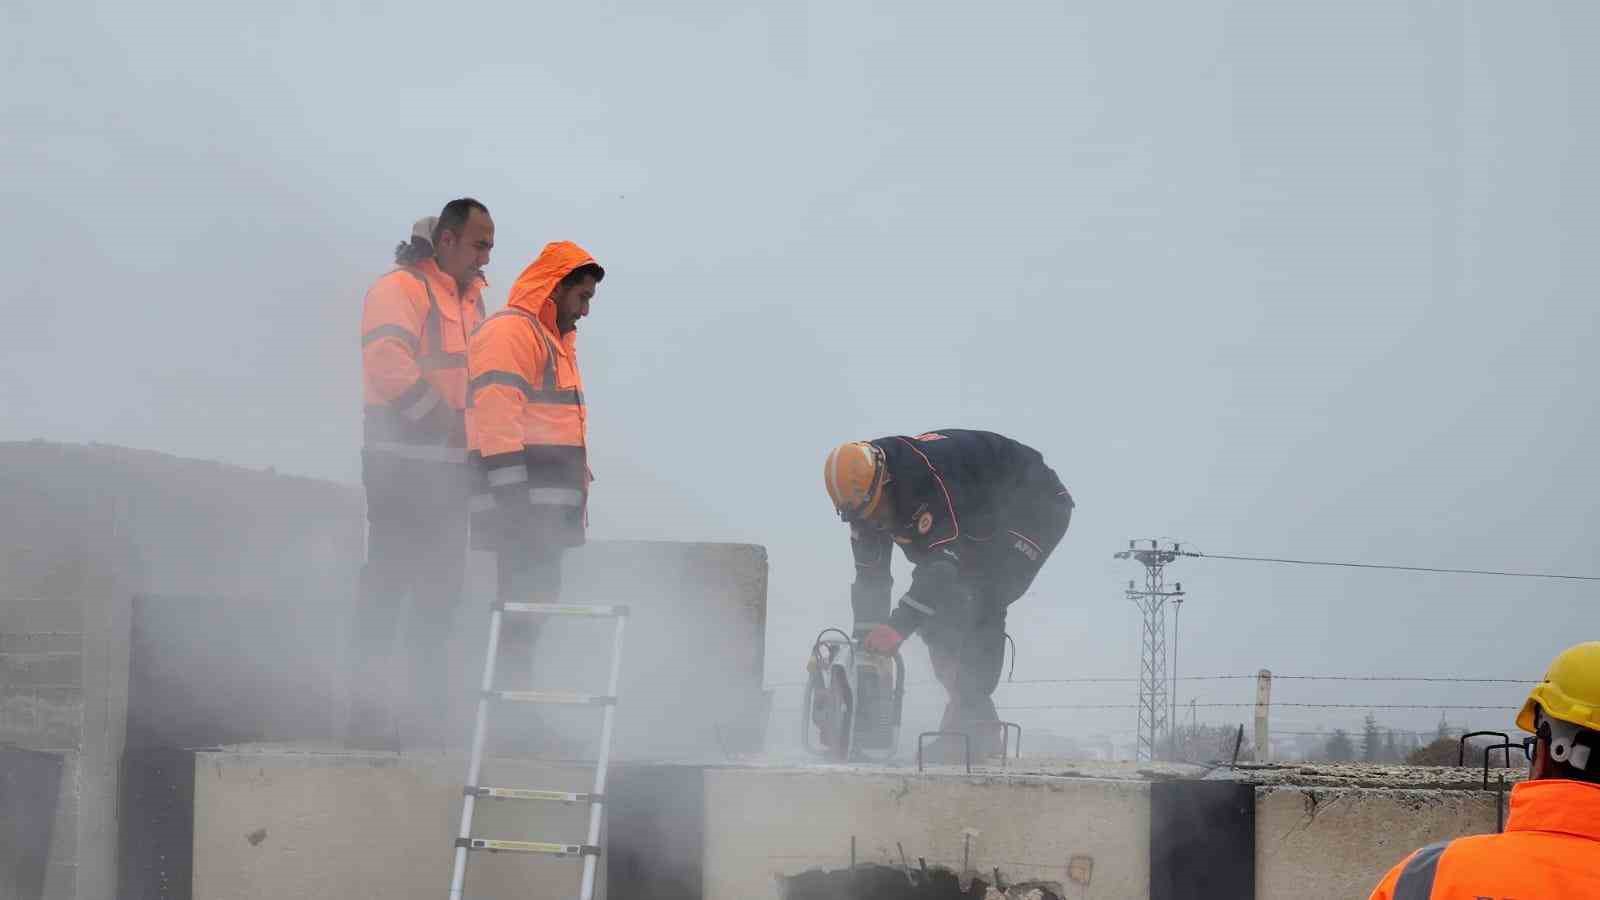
[823,429,1074,762]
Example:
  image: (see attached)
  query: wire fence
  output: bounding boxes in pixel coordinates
[767,671,1529,744]
[765,673,1537,689]
[995,702,1517,711]
[1006,674,1537,684]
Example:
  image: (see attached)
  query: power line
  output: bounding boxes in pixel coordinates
[1273,675,1533,683]
[999,703,1518,711]
[766,674,1535,690]
[1186,550,1600,583]
[1003,674,1534,685]
[1268,703,1517,710]
[1267,723,1516,733]
[997,704,1142,710]
[1003,677,1140,684]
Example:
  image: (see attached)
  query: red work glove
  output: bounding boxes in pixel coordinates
[863,624,904,655]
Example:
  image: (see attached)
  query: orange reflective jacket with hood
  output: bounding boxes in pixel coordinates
[360,257,486,462]
[466,241,600,548]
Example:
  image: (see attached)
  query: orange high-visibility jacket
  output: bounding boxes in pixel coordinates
[1368,779,1600,899]
[466,242,598,526]
[360,258,485,461]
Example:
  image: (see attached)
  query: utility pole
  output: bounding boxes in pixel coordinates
[1170,587,1184,757]
[1115,540,1186,762]
[1254,669,1272,763]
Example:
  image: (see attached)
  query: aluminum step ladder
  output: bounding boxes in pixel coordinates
[447,601,628,900]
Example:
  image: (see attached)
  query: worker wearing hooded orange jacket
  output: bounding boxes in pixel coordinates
[350,198,492,748]
[467,241,604,680]
[1367,641,1600,899]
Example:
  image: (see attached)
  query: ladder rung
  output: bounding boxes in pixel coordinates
[466,786,600,804]
[490,690,616,706]
[456,838,600,857]
[497,602,629,618]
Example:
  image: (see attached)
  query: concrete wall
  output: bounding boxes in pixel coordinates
[2,441,1513,899]
[0,628,82,754]
[172,751,1523,900]
[189,747,599,900]
[0,441,363,899]
[1255,785,1497,900]
[2,442,770,898]
[501,541,770,762]
[0,441,365,607]
[184,751,704,900]
[119,540,770,761]
[701,768,1150,900]
[184,753,1147,900]
[1,613,98,900]
[0,747,72,900]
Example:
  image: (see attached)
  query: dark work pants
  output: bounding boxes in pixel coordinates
[348,505,467,745]
[494,546,564,687]
[923,487,1073,749]
[484,540,567,752]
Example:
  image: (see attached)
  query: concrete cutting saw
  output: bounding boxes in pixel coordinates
[801,628,906,762]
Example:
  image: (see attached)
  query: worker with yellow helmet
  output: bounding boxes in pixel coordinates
[1368,641,1600,898]
[823,430,1074,761]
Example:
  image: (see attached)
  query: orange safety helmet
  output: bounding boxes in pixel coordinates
[824,441,887,522]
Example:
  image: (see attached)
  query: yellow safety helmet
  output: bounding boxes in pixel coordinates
[1517,641,1600,735]
[823,441,887,522]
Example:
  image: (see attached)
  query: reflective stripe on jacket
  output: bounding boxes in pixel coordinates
[1368,779,1600,899]
[466,241,597,521]
[360,258,485,455]
[851,429,1066,635]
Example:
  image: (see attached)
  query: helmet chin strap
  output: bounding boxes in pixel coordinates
[1538,708,1594,771]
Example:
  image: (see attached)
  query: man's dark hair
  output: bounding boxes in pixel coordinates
[560,262,605,288]
[433,197,490,243]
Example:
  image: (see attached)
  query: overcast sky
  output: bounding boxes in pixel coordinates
[4,1,1595,748]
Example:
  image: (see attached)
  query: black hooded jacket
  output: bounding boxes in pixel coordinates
[849,429,1067,634]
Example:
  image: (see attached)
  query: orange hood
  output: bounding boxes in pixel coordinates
[506,241,603,334]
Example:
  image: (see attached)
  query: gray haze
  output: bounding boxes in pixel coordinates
[4,1,1596,751]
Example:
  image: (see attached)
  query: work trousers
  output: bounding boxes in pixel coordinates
[923,486,1073,751]
[347,503,468,747]
[482,538,568,753]
[494,545,563,685]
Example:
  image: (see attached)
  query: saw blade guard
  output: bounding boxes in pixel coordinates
[800,627,906,762]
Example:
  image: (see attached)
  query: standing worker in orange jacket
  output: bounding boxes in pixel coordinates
[1368,641,1600,899]
[350,198,494,748]
[466,241,604,689]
